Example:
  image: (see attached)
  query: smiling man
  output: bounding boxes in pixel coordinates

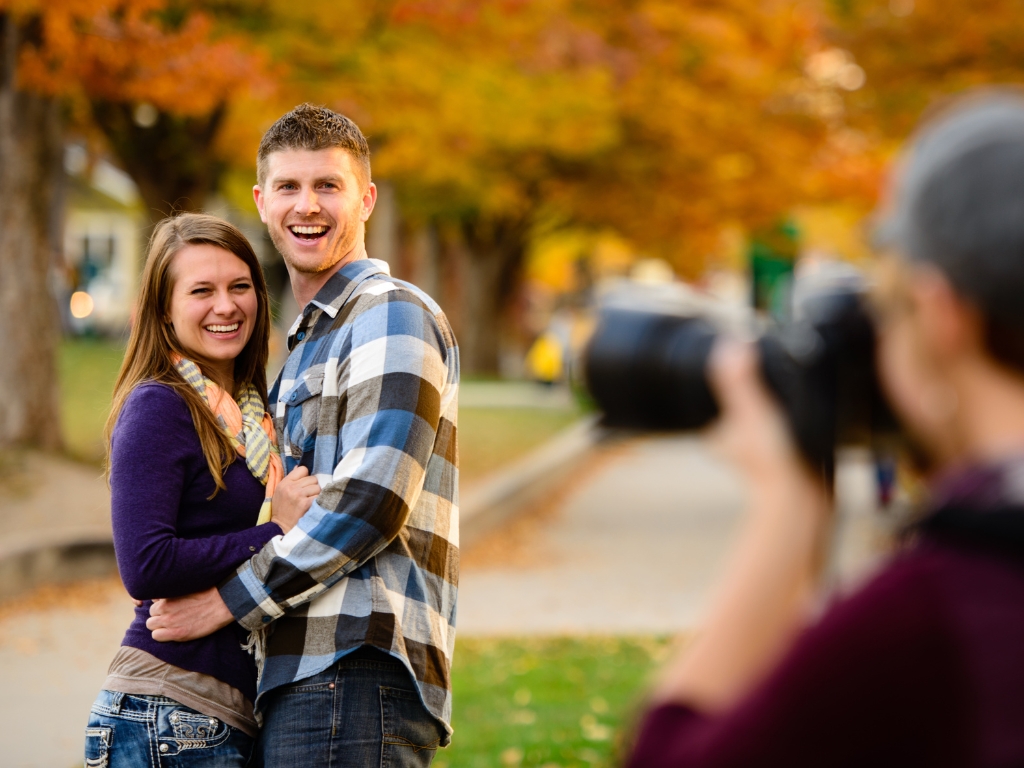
[146,104,461,767]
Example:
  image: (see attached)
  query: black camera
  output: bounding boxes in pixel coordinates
[583,284,899,479]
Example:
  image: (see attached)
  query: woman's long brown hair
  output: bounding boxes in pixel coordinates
[105,213,272,492]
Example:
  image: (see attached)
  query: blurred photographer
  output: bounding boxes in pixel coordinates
[627,93,1024,767]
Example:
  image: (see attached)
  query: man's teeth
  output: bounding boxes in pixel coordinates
[291,226,328,235]
[206,323,239,333]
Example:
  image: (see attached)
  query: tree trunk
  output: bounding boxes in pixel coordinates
[90,101,227,224]
[0,14,64,449]
[366,179,399,265]
[407,221,440,302]
[458,215,528,375]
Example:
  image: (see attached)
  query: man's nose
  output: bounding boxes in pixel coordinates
[294,188,321,215]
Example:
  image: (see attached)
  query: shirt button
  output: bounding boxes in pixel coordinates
[159,744,169,753]
[249,546,256,552]
[296,331,305,340]
[262,616,272,623]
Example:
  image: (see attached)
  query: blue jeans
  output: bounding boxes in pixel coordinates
[252,646,449,768]
[85,690,254,767]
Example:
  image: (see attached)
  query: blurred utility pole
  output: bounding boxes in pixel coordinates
[0,13,63,450]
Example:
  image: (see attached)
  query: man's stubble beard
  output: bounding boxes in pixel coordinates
[270,217,358,276]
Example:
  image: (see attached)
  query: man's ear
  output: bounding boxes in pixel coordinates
[912,266,985,361]
[253,185,268,224]
[361,182,377,222]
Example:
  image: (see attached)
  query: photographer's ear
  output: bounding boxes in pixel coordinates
[910,265,985,362]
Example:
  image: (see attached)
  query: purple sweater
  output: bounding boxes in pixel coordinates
[109,383,283,702]
[628,536,1024,767]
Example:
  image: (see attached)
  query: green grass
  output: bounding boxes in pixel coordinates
[458,408,582,482]
[441,637,672,768]
[59,337,126,463]
[57,338,584,475]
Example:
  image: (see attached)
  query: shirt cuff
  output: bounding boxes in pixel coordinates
[218,559,287,632]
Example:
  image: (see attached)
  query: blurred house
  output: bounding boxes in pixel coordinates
[58,146,286,341]
[61,145,144,336]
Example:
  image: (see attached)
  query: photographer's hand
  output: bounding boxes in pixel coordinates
[650,339,830,712]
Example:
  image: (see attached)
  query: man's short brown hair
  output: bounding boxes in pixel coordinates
[257,103,371,187]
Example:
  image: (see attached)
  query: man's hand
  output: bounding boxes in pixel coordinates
[146,587,234,642]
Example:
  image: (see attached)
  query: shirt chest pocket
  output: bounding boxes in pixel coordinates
[282,372,324,458]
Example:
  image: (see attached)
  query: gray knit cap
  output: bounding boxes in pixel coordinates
[876,91,1024,322]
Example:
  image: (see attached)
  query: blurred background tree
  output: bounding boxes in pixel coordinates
[831,0,1024,140]
[0,0,265,448]
[239,0,844,371]
[5,0,1023,447]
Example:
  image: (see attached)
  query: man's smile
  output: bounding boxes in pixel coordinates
[288,224,330,242]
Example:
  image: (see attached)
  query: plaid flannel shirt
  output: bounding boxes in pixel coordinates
[219,258,459,731]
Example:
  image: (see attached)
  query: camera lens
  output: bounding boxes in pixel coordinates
[584,309,720,431]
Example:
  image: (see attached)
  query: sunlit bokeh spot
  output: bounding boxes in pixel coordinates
[890,0,915,17]
[70,291,94,319]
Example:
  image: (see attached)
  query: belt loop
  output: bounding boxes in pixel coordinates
[109,691,125,713]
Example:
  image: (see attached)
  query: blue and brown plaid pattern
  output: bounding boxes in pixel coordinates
[219,259,460,730]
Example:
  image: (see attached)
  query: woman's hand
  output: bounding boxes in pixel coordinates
[648,338,830,712]
[271,466,321,534]
[707,338,804,485]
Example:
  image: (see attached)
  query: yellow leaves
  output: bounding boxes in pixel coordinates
[713,153,756,182]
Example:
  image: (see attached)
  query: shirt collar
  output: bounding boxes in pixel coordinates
[305,258,391,320]
[286,258,390,344]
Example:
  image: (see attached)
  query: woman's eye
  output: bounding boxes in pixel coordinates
[232,283,253,291]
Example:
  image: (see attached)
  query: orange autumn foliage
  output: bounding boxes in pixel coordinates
[3,0,267,115]
[243,0,857,275]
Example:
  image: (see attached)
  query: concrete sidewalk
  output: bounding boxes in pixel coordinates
[457,434,887,636]
[0,453,115,600]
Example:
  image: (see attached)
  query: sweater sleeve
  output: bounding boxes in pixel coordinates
[627,554,973,768]
[109,383,283,600]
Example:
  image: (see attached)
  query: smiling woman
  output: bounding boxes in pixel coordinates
[85,213,320,768]
[166,243,259,393]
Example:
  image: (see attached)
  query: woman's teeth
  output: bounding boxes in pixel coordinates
[205,323,239,333]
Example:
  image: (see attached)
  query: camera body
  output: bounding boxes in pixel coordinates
[583,285,898,478]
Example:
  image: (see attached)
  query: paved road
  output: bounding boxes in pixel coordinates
[0,434,886,767]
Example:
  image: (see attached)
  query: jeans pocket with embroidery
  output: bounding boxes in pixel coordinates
[83,725,112,768]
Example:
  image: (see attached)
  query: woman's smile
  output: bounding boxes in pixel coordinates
[167,243,257,390]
